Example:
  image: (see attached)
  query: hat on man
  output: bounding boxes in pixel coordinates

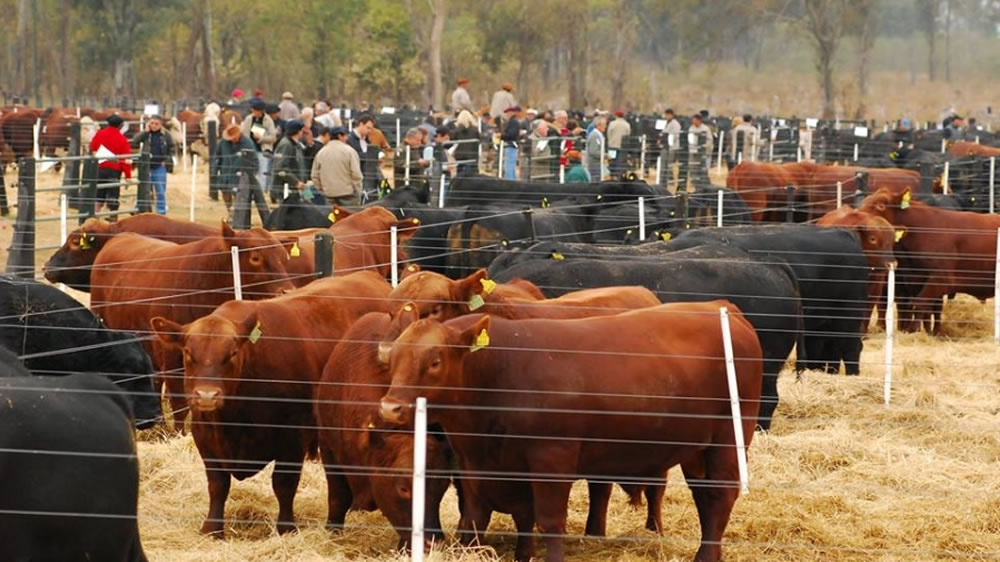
[265,103,280,114]
[224,124,242,140]
[457,78,470,85]
[328,126,348,138]
[505,105,521,114]
[285,119,304,135]
[282,91,294,100]
[106,114,124,128]
[566,150,582,162]
[502,82,514,92]
[614,110,625,118]
[253,88,265,97]
[251,100,267,112]
[231,88,244,99]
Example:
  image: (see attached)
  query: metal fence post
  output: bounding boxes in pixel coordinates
[62,122,82,209]
[314,232,334,278]
[785,185,795,222]
[136,153,152,213]
[80,156,99,224]
[207,120,219,200]
[5,158,36,278]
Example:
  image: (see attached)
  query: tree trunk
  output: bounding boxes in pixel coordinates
[855,0,878,119]
[567,8,587,109]
[610,4,634,110]
[820,45,835,119]
[428,0,446,110]
[59,9,74,102]
[30,0,40,104]
[928,29,935,81]
[15,0,29,96]
[107,0,137,100]
[944,0,951,82]
[185,9,203,98]
[201,0,217,97]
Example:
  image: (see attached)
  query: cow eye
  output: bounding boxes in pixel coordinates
[248,252,263,266]
[429,358,442,369]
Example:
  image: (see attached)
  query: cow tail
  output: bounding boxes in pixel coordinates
[785,262,808,377]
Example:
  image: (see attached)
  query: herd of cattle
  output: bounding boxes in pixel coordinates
[1,151,999,561]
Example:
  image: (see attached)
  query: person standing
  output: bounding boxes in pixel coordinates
[730,114,758,164]
[688,113,714,187]
[606,110,631,177]
[228,89,244,107]
[278,91,300,122]
[347,114,379,199]
[451,78,476,115]
[311,126,363,207]
[394,128,431,187]
[270,120,308,201]
[451,110,480,176]
[500,106,523,180]
[241,100,277,190]
[89,114,133,219]
[527,119,553,181]
[564,150,590,182]
[945,114,966,141]
[659,108,683,186]
[490,83,517,127]
[584,116,607,182]
[130,115,174,215]
[213,124,260,219]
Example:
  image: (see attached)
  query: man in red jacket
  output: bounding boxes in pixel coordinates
[89,114,133,219]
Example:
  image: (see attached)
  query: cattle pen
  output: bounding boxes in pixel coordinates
[2,111,1000,562]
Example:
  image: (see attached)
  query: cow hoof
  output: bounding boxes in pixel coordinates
[276,521,298,535]
[200,522,225,538]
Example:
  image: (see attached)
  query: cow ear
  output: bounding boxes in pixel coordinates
[455,269,490,304]
[394,217,421,242]
[393,302,420,330]
[363,416,385,448]
[894,229,906,243]
[221,220,237,243]
[330,205,353,221]
[459,315,492,353]
[401,263,421,279]
[238,311,261,345]
[150,317,185,348]
[277,237,298,257]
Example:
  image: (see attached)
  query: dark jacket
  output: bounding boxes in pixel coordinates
[451,126,479,168]
[131,130,175,172]
[213,135,258,189]
[270,135,307,188]
[501,118,521,144]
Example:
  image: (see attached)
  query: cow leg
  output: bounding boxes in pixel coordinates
[644,479,666,534]
[201,463,231,537]
[511,506,537,562]
[756,366,780,432]
[271,456,304,534]
[156,349,188,432]
[681,449,740,562]
[529,479,572,562]
[0,172,8,216]
[583,481,612,536]
[320,448,351,530]
[456,486,492,547]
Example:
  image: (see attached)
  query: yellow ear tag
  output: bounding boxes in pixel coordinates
[541,197,550,208]
[900,191,911,210]
[248,322,262,344]
[403,304,414,312]
[367,421,376,429]
[468,294,485,311]
[660,232,672,241]
[626,229,634,237]
[551,252,565,261]
[407,265,418,272]
[289,242,300,258]
[894,230,905,243]
[79,236,91,250]
[596,194,604,201]
[412,218,421,225]
[328,212,337,223]
[501,239,509,247]
[470,328,490,352]
[480,278,497,294]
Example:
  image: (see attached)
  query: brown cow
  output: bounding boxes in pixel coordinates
[0,109,44,160]
[315,305,452,550]
[380,301,763,562]
[91,221,296,427]
[726,161,816,222]
[860,188,1000,334]
[804,166,921,220]
[39,109,78,157]
[817,207,898,328]
[174,109,204,146]
[275,206,421,286]
[151,271,392,537]
[947,140,1000,159]
[386,268,665,535]
[44,214,219,291]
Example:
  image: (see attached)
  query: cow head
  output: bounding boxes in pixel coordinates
[150,312,260,413]
[859,188,914,224]
[42,218,117,290]
[222,221,297,296]
[817,208,897,270]
[388,269,492,321]
[359,415,450,548]
[377,302,421,366]
[380,313,491,426]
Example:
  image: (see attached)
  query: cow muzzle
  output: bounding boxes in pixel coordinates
[379,397,408,425]
[191,387,224,412]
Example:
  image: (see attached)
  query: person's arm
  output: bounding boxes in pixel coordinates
[261,118,277,147]
[310,151,323,190]
[130,131,147,149]
[350,150,363,194]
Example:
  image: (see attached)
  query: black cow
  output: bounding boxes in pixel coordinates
[489,243,804,430]
[665,225,869,375]
[444,175,656,208]
[264,190,333,230]
[0,373,148,562]
[0,276,161,428]
[0,346,30,377]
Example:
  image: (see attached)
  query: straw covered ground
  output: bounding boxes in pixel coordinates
[3,167,1000,560]
[131,296,1000,562]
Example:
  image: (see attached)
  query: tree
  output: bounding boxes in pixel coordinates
[799,0,848,118]
[609,0,640,109]
[851,0,880,119]
[916,0,939,81]
[405,0,448,110]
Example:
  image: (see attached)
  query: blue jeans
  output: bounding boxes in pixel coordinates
[151,165,167,214]
[503,145,518,179]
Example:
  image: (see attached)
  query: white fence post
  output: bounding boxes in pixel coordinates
[639,134,647,178]
[716,130,725,174]
[559,162,565,184]
[283,183,290,200]
[940,138,947,153]
[884,263,896,405]
[655,156,662,186]
[942,161,950,195]
[438,174,446,209]
[853,143,859,162]
[231,246,243,301]
[59,193,68,244]
[396,118,401,150]
[390,226,399,288]
[994,228,1000,345]
[836,181,843,209]
[717,189,724,227]
[32,119,41,160]
[719,307,750,494]
[638,197,646,241]
[990,157,996,214]
[405,146,412,184]
[189,155,198,222]
[181,121,188,171]
[411,397,428,562]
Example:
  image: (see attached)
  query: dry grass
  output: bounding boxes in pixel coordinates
[4,166,1000,560]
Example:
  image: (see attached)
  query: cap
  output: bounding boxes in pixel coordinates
[457,78,470,85]
[251,100,267,111]
[282,91,294,99]
[285,119,304,134]
[565,150,582,162]
[505,105,521,113]
[253,88,264,97]
[502,82,514,91]
[106,114,124,127]
[614,110,625,118]
[224,124,242,139]
[328,126,348,137]
[265,103,280,114]
[526,108,538,114]
[231,88,244,98]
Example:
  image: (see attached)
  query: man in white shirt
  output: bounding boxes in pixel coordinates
[451,78,476,115]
